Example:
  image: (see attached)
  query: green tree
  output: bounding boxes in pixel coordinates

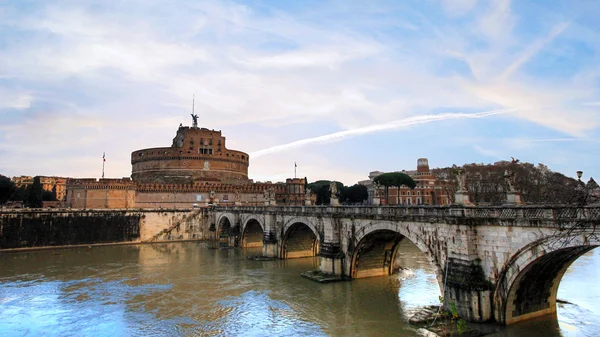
[0,175,16,204]
[307,180,344,205]
[11,185,27,201]
[374,172,416,204]
[340,184,368,204]
[26,176,43,208]
[42,190,57,201]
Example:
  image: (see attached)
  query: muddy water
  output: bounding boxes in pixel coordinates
[0,242,598,336]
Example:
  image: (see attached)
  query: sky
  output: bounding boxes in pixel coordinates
[1,0,599,186]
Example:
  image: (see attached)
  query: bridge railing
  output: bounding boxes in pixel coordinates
[211,205,600,221]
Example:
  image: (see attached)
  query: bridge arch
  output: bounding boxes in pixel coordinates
[350,221,443,287]
[282,218,320,259]
[216,213,235,246]
[241,217,264,248]
[495,236,599,325]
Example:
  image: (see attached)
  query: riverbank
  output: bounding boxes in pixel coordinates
[0,238,205,254]
[0,208,210,250]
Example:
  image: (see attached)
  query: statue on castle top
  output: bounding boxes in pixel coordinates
[453,164,467,193]
[191,113,199,128]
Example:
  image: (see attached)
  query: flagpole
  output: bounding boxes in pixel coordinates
[294,162,297,179]
[102,152,105,179]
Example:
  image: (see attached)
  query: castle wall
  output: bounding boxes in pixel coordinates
[66,179,137,209]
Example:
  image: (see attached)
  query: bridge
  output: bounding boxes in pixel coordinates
[209,204,600,325]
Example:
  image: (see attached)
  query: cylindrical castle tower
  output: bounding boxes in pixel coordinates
[131,124,250,184]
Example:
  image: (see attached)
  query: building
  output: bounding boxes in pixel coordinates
[131,125,249,184]
[66,116,308,209]
[11,175,68,201]
[359,158,451,206]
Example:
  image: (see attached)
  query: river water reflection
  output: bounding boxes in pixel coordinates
[1,241,598,336]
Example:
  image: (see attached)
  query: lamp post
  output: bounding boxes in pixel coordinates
[576,171,586,206]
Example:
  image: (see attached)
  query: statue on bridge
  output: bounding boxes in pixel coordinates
[453,165,467,193]
[304,188,313,206]
[330,181,340,206]
[329,181,338,196]
[504,169,516,193]
[234,188,241,205]
[263,187,276,206]
[372,182,382,198]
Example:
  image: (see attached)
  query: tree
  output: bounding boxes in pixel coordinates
[52,184,58,200]
[307,180,345,205]
[25,176,43,208]
[432,162,585,205]
[340,184,368,204]
[307,180,332,205]
[42,190,57,201]
[373,172,416,204]
[11,185,27,201]
[0,175,16,204]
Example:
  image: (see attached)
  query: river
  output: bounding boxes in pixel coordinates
[1,241,598,336]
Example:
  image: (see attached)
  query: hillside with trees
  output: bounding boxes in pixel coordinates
[432,162,598,205]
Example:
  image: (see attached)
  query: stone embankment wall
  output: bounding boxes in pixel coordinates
[0,209,211,250]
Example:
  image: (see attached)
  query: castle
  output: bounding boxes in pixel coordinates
[66,117,308,209]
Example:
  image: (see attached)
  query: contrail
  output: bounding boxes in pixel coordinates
[250,108,516,158]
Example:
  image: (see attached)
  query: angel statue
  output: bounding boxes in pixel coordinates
[504,169,516,193]
[191,113,199,127]
[453,165,467,193]
[329,181,338,197]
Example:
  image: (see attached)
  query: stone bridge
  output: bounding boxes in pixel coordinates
[209,205,600,325]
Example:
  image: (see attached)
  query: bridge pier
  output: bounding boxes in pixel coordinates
[319,243,344,276]
[443,258,493,322]
[261,211,280,258]
[262,232,279,258]
[318,218,344,276]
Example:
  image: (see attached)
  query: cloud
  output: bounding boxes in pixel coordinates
[250,109,513,158]
[500,21,571,80]
[0,89,33,110]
